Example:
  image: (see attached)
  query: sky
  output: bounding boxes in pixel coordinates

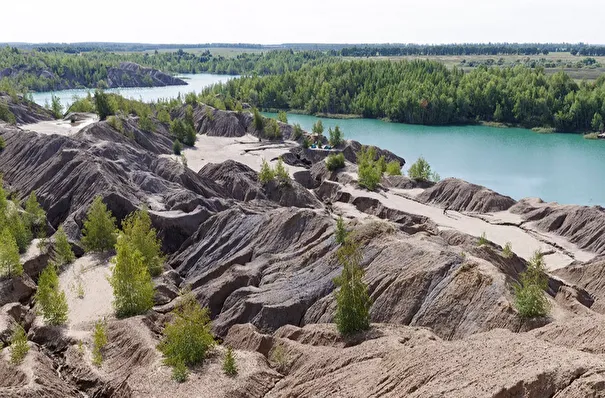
[2,0,604,44]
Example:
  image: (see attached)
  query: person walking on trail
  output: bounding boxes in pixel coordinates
[443,205,449,215]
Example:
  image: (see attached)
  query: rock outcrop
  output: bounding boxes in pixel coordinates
[511,198,605,254]
[417,177,517,212]
[106,62,186,88]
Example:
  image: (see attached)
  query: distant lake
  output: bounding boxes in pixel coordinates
[31,73,234,110]
[264,112,605,206]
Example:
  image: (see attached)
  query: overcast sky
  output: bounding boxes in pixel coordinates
[3,0,604,44]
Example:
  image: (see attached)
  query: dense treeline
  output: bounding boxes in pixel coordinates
[3,42,269,53]
[0,47,330,91]
[203,59,605,132]
[337,43,605,57]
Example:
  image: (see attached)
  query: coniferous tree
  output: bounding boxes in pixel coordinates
[54,225,75,265]
[81,197,117,252]
[223,346,238,376]
[274,157,290,184]
[0,228,23,277]
[94,90,115,121]
[334,240,371,336]
[24,191,46,238]
[514,251,551,318]
[9,324,29,365]
[121,207,164,277]
[109,236,154,318]
[258,159,275,184]
[335,216,348,245]
[36,262,68,325]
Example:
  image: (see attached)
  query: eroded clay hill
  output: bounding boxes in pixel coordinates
[2,100,605,397]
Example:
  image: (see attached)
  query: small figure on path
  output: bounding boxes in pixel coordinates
[443,205,449,215]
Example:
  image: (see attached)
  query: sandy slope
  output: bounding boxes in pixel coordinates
[21,113,98,136]
[58,253,114,334]
[186,135,596,271]
[183,134,307,174]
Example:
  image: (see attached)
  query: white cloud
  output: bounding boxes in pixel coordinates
[3,0,604,44]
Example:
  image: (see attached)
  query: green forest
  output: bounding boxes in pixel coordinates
[0,47,330,91]
[202,59,605,132]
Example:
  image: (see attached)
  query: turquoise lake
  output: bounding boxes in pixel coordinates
[265,113,605,206]
[30,76,605,206]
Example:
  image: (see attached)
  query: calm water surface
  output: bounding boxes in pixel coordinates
[265,112,605,206]
[31,73,234,110]
[31,78,605,206]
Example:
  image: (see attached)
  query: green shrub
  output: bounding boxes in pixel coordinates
[292,123,303,140]
[36,263,68,326]
[107,116,123,133]
[357,146,383,191]
[408,157,439,182]
[253,108,264,131]
[478,232,489,246]
[312,120,324,136]
[138,114,155,132]
[277,111,288,123]
[385,161,402,176]
[274,158,290,184]
[326,153,345,171]
[264,118,282,140]
[6,204,33,253]
[54,225,75,265]
[0,136,6,150]
[81,197,117,252]
[302,136,311,148]
[24,191,46,238]
[157,109,171,124]
[9,324,29,365]
[258,159,275,184]
[92,319,108,366]
[334,240,371,336]
[50,95,63,119]
[328,125,344,147]
[173,139,182,155]
[0,228,23,277]
[0,101,16,124]
[335,216,348,245]
[513,251,550,318]
[223,346,237,376]
[158,293,215,369]
[68,94,95,113]
[172,360,189,382]
[94,90,116,121]
[185,92,198,106]
[109,236,155,318]
[502,242,513,258]
[121,207,164,277]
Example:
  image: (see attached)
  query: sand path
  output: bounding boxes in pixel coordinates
[21,113,98,136]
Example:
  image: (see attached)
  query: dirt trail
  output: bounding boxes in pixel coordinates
[21,113,98,136]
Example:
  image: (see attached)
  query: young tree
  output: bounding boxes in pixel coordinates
[274,157,290,184]
[92,318,108,367]
[158,293,215,379]
[9,324,29,365]
[121,208,164,277]
[326,153,346,171]
[173,139,183,155]
[6,205,33,253]
[0,228,23,278]
[385,161,402,176]
[334,240,371,335]
[54,225,75,265]
[312,120,324,140]
[24,191,46,238]
[109,236,155,318]
[36,263,68,326]
[335,216,348,245]
[408,157,440,182]
[258,159,275,184]
[514,251,551,318]
[157,109,171,124]
[264,118,281,140]
[329,125,344,147]
[94,90,115,121]
[292,123,303,140]
[0,136,6,151]
[50,95,63,119]
[223,346,237,376]
[277,111,288,123]
[357,146,383,191]
[81,197,117,252]
[253,108,264,132]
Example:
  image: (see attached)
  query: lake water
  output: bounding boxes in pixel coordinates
[31,76,605,206]
[265,112,605,206]
[31,73,234,110]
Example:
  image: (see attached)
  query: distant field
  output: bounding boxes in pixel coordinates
[343,52,605,81]
[122,47,267,58]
